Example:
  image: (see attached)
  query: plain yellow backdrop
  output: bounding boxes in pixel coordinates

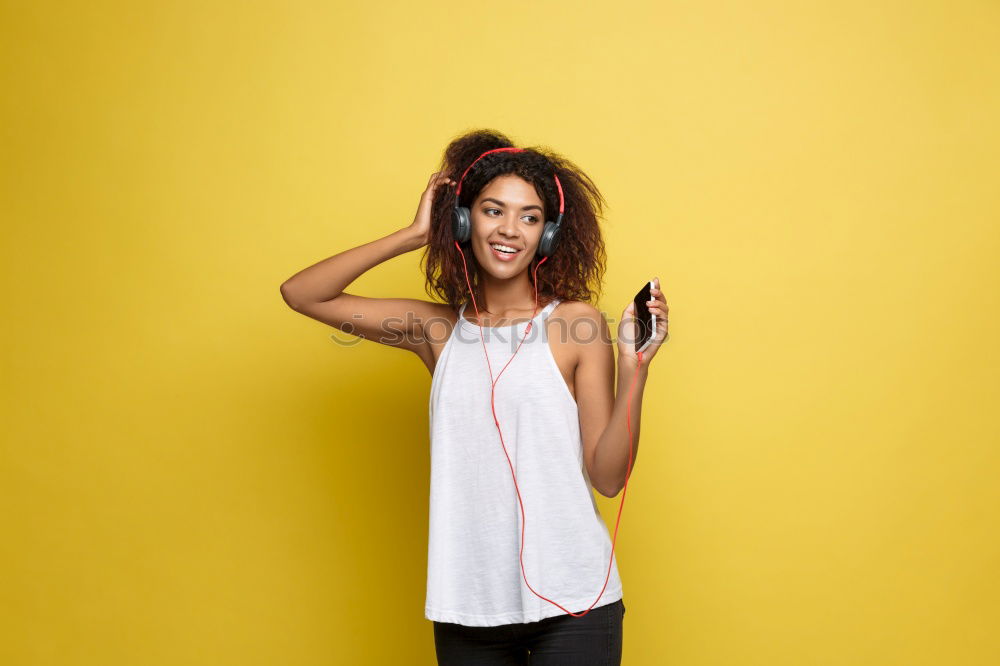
[2,1,998,664]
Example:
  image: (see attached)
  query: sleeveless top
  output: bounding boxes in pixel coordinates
[425,298,624,627]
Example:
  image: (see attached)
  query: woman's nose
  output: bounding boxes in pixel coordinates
[497,215,518,237]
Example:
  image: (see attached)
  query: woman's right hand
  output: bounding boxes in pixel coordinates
[406,171,456,249]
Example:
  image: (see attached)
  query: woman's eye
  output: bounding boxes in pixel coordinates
[484,208,539,223]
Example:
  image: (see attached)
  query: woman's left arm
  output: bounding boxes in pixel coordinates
[576,278,669,497]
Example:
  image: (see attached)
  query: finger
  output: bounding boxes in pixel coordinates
[649,297,668,311]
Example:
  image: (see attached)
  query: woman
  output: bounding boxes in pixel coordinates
[280,129,669,665]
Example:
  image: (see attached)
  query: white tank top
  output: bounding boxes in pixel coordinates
[425,297,624,627]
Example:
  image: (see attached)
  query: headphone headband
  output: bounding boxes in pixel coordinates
[453,147,565,220]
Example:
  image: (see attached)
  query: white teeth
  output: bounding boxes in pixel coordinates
[490,243,520,254]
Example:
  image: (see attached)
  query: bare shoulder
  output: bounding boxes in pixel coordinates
[420,301,460,340]
[551,299,599,320]
[549,300,611,341]
[545,300,613,402]
[419,300,459,320]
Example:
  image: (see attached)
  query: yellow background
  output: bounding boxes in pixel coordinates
[2,1,998,664]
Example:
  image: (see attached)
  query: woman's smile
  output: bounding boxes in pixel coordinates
[488,241,523,262]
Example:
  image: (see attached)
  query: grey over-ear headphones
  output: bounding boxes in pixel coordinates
[451,147,565,258]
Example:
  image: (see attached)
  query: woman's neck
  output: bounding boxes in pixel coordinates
[472,269,546,316]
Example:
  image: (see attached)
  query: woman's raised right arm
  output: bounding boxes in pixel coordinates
[279,171,456,358]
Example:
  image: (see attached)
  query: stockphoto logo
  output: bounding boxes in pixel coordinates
[328,310,647,352]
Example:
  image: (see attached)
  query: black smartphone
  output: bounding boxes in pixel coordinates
[632,280,656,354]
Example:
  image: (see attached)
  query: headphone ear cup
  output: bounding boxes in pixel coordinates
[451,207,471,243]
[537,221,561,257]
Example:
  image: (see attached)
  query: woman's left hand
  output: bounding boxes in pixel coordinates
[617,277,669,370]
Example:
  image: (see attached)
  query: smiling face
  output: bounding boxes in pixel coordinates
[469,174,547,276]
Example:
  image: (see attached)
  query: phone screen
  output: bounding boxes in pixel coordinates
[633,281,654,353]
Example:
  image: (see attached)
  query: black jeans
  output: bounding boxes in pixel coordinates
[432,599,625,665]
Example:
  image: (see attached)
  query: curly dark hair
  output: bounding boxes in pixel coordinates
[420,129,608,311]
